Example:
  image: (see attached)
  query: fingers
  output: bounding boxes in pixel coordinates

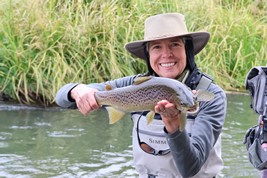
[192,90,197,94]
[76,97,94,115]
[71,84,100,115]
[155,100,179,118]
[155,100,166,113]
[155,100,181,134]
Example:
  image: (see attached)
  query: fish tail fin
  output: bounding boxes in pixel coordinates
[105,107,126,124]
[146,111,155,125]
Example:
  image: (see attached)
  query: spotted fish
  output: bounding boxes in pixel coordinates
[94,76,214,131]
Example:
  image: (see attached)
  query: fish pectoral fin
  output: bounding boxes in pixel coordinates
[195,89,214,102]
[179,111,187,131]
[133,76,152,85]
[105,107,126,124]
[146,111,155,125]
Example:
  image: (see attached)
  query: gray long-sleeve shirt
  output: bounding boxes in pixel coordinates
[55,74,227,177]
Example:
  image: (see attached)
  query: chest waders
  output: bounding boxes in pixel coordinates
[131,75,223,178]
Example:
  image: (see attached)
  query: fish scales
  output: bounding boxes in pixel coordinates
[93,76,214,127]
[95,85,180,112]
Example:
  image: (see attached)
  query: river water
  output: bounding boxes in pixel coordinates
[0,94,262,177]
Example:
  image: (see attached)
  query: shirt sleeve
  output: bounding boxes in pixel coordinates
[165,83,227,177]
[55,75,140,108]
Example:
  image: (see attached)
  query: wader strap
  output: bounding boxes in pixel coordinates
[195,74,213,90]
[148,174,157,178]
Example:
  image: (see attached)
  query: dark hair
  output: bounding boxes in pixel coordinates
[144,43,157,76]
[184,37,197,72]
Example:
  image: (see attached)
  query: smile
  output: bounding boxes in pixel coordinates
[160,62,176,67]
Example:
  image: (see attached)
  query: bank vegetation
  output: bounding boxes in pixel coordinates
[0,0,266,105]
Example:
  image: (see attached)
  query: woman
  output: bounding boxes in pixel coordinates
[56,13,227,178]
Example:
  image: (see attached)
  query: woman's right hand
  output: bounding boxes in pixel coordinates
[70,84,100,115]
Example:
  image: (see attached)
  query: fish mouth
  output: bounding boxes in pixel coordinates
[187,106,199,115]
[160,62,176,67]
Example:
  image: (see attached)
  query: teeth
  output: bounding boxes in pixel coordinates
[161,63,175,67]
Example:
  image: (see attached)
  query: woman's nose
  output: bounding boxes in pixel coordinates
[162,46,173,58]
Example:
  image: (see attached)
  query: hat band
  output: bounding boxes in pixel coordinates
[145,34,177,40]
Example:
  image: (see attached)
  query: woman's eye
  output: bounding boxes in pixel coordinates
[171,42,181,47]
[151,45,161,49]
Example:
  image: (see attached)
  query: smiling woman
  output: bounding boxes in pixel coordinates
[148,37,187,79]
[56,12,227,178]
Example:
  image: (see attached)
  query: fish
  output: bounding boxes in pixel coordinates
[94,76,214,131]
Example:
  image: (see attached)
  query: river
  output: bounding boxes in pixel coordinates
[0,94,261,177]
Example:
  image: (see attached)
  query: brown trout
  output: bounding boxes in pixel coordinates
[94,76,214,131]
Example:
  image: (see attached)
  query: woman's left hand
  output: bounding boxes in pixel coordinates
[155,100,181,134]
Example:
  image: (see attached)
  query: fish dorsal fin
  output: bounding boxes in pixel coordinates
[105,107,126,124]
[195,89,214,102]
[133,76,152,85]
[105,84,112,91]
[146,111,155,125]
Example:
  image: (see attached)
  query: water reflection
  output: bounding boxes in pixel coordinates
[0,94,262,177]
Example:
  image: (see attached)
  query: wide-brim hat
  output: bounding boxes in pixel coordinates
[125,13,210,60]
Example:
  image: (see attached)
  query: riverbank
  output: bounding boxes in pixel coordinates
[0,0,266,106]
[0,93,13,102]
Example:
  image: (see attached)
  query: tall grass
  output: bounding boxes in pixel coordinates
[0,0,266,105]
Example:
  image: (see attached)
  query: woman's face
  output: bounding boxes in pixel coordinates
[148,37,187,79]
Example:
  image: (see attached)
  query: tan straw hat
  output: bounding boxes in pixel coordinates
[125,13,210,60]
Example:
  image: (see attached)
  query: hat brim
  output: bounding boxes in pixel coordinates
[125,32,210,60]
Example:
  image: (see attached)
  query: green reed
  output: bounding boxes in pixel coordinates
[0,0,266,105]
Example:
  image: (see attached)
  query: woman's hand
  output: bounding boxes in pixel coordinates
[155,100,181,134]
[70,84,100,115]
